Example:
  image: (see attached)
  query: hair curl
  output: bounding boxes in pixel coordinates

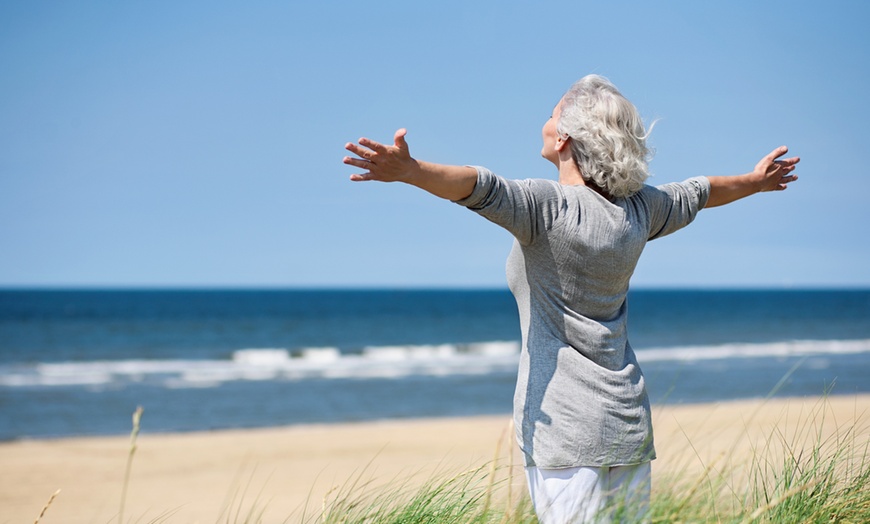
[557,75,653,198]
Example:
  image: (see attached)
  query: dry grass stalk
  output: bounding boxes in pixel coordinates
[33,489,61,524]
[119,406,143,524]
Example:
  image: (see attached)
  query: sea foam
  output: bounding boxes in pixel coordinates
[2,339,868,389]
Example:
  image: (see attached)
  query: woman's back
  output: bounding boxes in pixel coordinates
[456,166,710,468]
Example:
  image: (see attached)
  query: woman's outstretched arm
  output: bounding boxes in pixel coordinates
[343,128,477,201]
[704,146,800,208]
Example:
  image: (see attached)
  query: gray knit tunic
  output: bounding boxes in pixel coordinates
[455,167,710,468]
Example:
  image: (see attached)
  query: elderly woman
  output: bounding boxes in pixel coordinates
[343,74,799,523]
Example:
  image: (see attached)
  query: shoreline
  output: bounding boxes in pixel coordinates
[2,394,868,523]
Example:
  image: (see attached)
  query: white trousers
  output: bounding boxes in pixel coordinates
[525,462,651,524]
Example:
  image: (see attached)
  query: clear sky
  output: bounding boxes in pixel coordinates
[1,1,868,289]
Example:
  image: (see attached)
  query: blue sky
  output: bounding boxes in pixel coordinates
[1,1,868,288]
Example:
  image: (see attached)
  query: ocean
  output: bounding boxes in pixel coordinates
[1,289,868,441]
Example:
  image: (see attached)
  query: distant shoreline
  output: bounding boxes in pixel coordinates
[3,389,867,444]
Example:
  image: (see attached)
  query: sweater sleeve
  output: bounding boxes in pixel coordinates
[646,176,711,240]
[453,166,564,245]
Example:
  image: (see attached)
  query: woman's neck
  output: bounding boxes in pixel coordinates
[558,164,610,199]
[556,155,584,186]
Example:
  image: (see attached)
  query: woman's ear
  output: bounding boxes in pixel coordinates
[555,135,570,151]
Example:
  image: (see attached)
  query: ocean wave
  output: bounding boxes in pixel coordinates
[636,339,870,362]
[0,342,521,388]
[1,339,868,389]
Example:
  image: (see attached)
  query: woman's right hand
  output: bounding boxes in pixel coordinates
[705,146,800,208]
[751,146,800,193]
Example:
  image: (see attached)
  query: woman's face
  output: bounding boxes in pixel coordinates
[541,98,563,166]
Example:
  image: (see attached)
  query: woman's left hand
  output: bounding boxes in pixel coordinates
[343,128,478,200]
[343,128,420,183]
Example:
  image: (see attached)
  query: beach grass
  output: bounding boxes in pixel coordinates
[267,396,870,523]
[300,464,536,524]
[646,395,870,523]
[294,429,869,523]
[285,412,870,524]
[28,396,870,523]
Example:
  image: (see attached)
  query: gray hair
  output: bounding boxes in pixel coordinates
[557,75,653,198]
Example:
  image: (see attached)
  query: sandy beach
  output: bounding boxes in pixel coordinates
[2,394,868,523]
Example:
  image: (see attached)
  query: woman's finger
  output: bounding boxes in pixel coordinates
[393,129,409,151]
[345,142,374,159]
[359,137,390,153]
[780,156,801,167]
[342,156,373,169]
[766,145,789,161]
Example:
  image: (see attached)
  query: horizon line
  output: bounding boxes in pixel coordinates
[1,284,868,292]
